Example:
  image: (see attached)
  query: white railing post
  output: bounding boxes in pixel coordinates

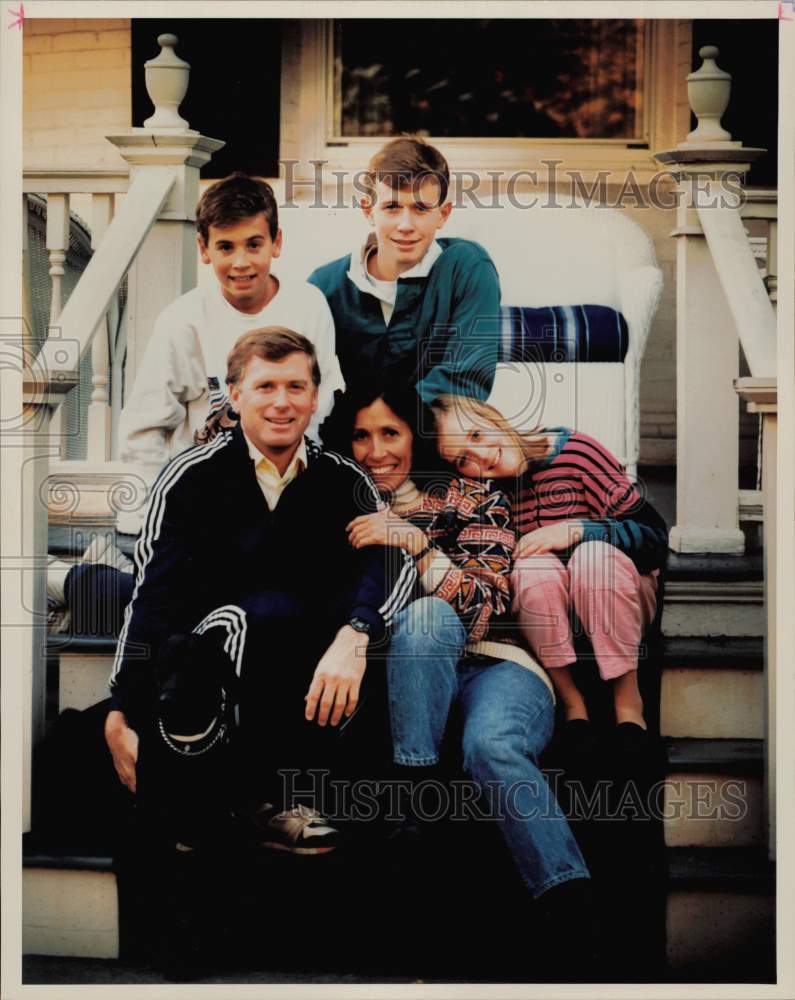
[655,46,766,554]
[105,34,224,395]
[45,194,70,328]
[86,194,114,461]
[44,193,70,450]
[767,219,778,306]
[735,378,777,861]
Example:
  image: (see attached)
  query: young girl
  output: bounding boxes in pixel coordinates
[431,395,668,751]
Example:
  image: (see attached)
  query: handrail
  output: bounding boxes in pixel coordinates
[33,169,175,383]
[22,169,130,194]
[697,192,777,377]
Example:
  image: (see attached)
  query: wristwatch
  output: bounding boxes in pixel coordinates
[348,616,372,636]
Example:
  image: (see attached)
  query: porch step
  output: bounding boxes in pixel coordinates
[662,739,764,849]
[22,840,774,978]
[45,634,767,744]
[49,636,118,714]
[665,847,775,981]
[661,579,764,637]
[23,842,118,960]
[659,637,764,739]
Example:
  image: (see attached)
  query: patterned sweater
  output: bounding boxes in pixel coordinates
[391,478,553,696]
[510,429,668,576]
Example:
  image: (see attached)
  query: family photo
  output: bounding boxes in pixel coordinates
[2,2,790,993]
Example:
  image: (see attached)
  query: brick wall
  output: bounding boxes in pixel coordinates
[23,19,131,170]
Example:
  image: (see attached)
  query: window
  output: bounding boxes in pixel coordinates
[334,19,646,143]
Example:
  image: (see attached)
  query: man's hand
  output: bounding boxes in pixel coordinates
[347,509,426,554]
[304,625,369,727]
[104,709,139,794]
[516,521,584,558]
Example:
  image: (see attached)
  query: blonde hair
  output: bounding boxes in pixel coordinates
[429,395,550,465]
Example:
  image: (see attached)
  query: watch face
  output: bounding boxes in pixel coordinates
[349,616,371,635]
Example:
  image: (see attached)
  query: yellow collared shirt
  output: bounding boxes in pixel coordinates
[244,434,308,510]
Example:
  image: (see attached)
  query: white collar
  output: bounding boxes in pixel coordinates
[346,235,443,299]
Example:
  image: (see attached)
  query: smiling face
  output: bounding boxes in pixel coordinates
[351,397,414,493]
[198,212,282,314]
[229,352,318,472]
[362,178,452,280]
[435,406,527,480]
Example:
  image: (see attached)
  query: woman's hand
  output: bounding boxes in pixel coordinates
[516,521,584,557]
[347,509,427,555]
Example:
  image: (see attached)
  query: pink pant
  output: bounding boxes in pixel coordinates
[511,541,658,681]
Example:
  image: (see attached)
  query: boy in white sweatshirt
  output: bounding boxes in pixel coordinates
[116,173,344,534]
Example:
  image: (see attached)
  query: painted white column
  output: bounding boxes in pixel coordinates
[104,34,224,397]
[734,378,777,861]
[655,45,766,554]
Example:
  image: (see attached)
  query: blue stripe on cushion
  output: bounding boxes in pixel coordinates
[498,305,629,363]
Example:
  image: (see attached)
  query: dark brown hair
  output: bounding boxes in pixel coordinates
[197,173,279,243]
[226,327,320,388]
[363,136,450,206]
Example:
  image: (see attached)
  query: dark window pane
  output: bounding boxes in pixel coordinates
[691,20,778,187]
[336,19,645,140]
[132,20,281,178]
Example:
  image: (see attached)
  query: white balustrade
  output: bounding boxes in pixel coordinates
[655,46,769,554]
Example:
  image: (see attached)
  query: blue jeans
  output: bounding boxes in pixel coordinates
[387,596,590,897]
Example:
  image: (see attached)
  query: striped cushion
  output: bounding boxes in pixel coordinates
[498,305,629,363]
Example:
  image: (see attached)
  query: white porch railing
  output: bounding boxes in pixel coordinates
[20,34,223,830]
[655,46,777,556]
[655,45,779,860]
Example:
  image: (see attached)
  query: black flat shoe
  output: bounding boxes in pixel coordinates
[614,721,650,756]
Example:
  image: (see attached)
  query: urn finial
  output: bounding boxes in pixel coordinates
[684,45,733,144]
[143,33,191,130]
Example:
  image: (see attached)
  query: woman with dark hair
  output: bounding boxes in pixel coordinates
[322,382,591,920]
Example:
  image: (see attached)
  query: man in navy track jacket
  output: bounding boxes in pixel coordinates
[104,326,416,852]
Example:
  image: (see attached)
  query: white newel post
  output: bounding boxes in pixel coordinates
[655,46,765,554]
[105,34,224,395]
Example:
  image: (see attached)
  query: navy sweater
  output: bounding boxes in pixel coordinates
[110,429,416,725]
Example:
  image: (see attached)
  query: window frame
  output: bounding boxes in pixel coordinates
[279,19,686,183]
[327,18,652,147]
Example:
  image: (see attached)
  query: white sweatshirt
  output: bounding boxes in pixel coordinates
[116,276,344,534]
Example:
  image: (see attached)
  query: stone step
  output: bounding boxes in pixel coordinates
[23,846,118,960]
[659,637,764,739]
[665,552,763,583]
[661,579,764,638]
[665,847,775,980]
[662,740,764,849]
[47,633,768,745]
[23,842,774,979]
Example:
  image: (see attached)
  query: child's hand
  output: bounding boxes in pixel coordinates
[516,522,584,557]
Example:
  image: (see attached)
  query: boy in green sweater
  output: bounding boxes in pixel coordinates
[309,137,501,402]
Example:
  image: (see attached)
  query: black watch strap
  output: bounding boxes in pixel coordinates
[348,615,372,636]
